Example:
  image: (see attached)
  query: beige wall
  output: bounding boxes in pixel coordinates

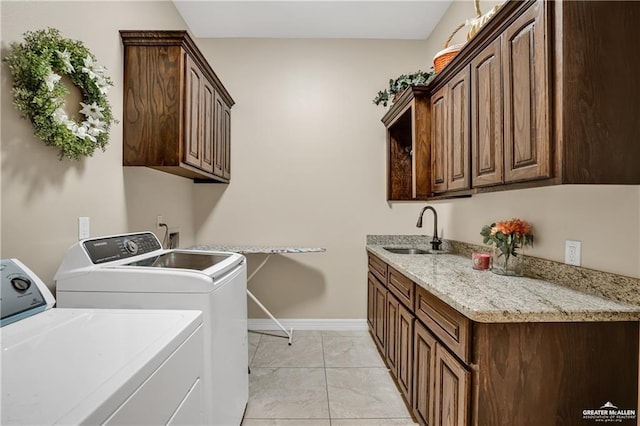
[2,1,638,320]
[193,38,435,319]
[195,0,639,320]
[1,1,194,289]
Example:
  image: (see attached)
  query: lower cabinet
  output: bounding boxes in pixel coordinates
[369,255,475,425]
[413,321,469,426]
[367,253,638,426]
[367,273,375,330]
[433,342,470,426]
[386,291,414,404]
[413,321,437,425]
[373,275,386,353]
[385,292,400,372]
[397,303,414,402]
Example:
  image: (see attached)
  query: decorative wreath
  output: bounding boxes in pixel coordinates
[4,28,116,160]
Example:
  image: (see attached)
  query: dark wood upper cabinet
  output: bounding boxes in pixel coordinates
[201,79,215,174]
[223,103,232,179]
[555,1,640,184]
[430,86,448,195]
[502,1,550,183]
[470,2,548,188]
[387,0,640,199]
[430,67,471,197]
[471,38,503,187]
[446,67,471,193]
[120,30,234,183]
[213,92,225,177]
[382,87,431,200]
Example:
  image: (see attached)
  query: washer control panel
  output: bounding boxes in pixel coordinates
[83,232,162,264]
[1,259,54,327]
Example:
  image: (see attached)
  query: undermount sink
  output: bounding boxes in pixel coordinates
[383,247,448,255]
[383,247,430,255]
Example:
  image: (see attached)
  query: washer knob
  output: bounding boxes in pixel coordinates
[124,239,139,255]
[11,276,31,292]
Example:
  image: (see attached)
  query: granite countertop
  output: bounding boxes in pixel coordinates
[191,245,326,254]
[367,244,640,323]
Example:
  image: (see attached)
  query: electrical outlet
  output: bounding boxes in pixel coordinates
[169,232,180,249]
[156,215,163,228]
[78,217,90,240]
[565,240,582,266]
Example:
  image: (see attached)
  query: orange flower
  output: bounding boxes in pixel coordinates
[480,218,534,256]
[493,218,532,237]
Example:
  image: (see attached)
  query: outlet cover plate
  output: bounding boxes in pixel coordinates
[78,217,90,240]
[565,240,581,266]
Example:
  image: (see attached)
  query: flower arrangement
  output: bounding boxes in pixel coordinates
[480,218,533,275]
[4,28,116,160]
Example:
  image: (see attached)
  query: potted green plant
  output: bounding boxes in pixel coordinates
[373,69,435,107]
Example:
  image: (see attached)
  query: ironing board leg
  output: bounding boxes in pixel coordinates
[246,253,293,344]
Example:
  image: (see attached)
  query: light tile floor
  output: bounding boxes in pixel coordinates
[242,330,418,426]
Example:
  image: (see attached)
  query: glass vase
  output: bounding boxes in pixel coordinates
[491,246,525,276]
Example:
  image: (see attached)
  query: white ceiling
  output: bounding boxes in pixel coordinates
[172,1,453,39]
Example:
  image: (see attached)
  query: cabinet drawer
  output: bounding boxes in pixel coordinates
[415,286,471,364]
[388,267,415,310]
[368,254,388,284]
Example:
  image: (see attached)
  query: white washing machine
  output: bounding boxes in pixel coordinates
[54,232,249,426]
[1,258,204,425]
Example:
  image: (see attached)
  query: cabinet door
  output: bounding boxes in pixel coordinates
[213,92,225,178]
[367,273,375,331]
[471,39,504,187]
[431,87,448,194]
[184,55,202,169]
[223,103,231,179]
[446,67,470,192]
[433,346,470,426]
[201,80,215,174]
[386,292,400,373]
[502,1,550,183]
[397,303,414,404]
[374,279,386,353]
[413,321,437,426]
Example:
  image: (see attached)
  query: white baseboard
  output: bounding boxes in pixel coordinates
[248,318,368,331]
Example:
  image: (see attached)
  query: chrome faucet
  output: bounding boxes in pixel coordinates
[416,206,442,251]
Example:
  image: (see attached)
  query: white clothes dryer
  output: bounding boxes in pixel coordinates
[54,232,249,426]
[1,258,204,425]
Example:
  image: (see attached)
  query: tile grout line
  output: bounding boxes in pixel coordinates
[321,332,333,425]
[248,331,261,367]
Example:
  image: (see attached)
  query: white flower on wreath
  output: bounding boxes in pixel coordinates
[56,49,74,73]
[53,108,68,124]
[85,116,105,137]
[64,120,78,133]
[74,125,97,143]
[82,55,97,78]
[95,76,110,95]
[82,55,107,80]
[44,72,61,92]
[79,101,104,119]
